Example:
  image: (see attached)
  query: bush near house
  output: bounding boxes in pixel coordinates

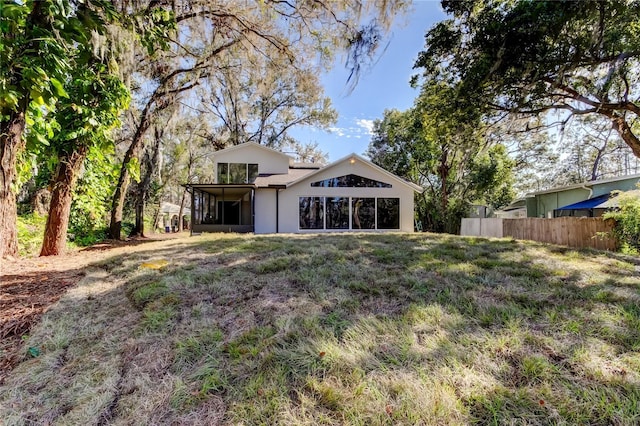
[604,192,640,254]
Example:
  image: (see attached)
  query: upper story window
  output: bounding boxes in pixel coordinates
[217,163,259,184]
[310,174,392,188]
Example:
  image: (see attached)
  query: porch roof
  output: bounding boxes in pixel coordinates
[184,184,256,196]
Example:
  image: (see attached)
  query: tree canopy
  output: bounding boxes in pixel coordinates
[368,81,514,233]
[0,0,126,258]
[414,0,640,156]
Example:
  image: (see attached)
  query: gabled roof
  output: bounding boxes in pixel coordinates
[285,153,424,192]
[497,198,527,212]
[211,141,294,161]
[527,173,640,197]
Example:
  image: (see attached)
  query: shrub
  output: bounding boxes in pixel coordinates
[16,213,47,257]
[604,191,640,254]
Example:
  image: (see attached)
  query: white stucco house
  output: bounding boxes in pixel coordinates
[184,142,423,234]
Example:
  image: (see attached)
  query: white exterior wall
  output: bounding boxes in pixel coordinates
[277,159,415,233]
[213,144,291,180]
[255,188,277,234]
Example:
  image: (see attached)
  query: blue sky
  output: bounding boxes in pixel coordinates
[290,1,446,162]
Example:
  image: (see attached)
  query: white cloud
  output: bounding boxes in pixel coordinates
[328,118,375,139]
[328,127,345,137]
[355,119,374,135]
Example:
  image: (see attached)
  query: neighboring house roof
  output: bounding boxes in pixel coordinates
[499,198,527,211]
[526,173,640,197]
[599,189,640,209]
[210,141,294,161]
[160,202,190,216]
[285,153,424,192]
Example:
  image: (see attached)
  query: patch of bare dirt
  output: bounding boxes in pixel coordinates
[0,232,187,384]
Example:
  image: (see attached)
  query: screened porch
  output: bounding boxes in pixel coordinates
[187,185,255,233]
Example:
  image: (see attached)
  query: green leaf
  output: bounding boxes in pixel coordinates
[35,132,50,146]
[0,91,19,110]
[50,78,69,98]
[64,131,79,141]
[29,89,45,106]
[1,4,27,20]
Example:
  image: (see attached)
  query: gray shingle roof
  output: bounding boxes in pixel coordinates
[253,168,319,187]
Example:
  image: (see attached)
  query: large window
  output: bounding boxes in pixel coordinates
[298,197,400,230]
[217,163,228,183]
[217,163,259,184]
[352,198,375,229]
[311,174,392,188]
[377,198,400,229]
[326,197,349,229]
[299,197,324,229]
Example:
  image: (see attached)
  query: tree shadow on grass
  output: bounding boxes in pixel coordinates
[0,267,85,384]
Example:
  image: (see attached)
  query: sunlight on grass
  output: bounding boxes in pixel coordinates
[139,259,169,269]
[2,232,640,425]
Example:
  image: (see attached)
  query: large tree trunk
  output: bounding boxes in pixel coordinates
[108,61,200,239]
[109,111,153,239]
[109,141,141,240]
[0,110,27,259]
[603,111,640,158]
[438,148,450,228]
[177,189,186,232]
[132,195,144,237]
[109,89,166,239]
[40,146,88,256]
[152,202,162,233]
[130,126,162,237]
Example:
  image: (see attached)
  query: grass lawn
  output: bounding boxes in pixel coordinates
[1,232,639,425]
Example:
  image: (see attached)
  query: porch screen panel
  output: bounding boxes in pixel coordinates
[299,197,324,229]
[193,190,203,225]
[204,193,216,223]
[326,197,349,229]
[377,198,400,229]
[352,198,375,229]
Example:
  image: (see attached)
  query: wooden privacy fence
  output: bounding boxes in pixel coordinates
[461,217,617,250]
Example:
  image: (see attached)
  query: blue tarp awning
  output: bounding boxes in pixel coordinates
[556,193,611,210]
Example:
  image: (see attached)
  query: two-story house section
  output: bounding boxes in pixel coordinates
[184,142,423,234]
